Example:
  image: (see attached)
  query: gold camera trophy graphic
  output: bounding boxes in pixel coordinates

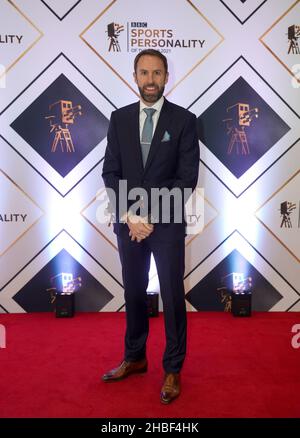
[47,272,82,317]
[47,272,82,302]
[45,100,82,153]
[223,102,259,155]
[288,25,300,55]
[217,272,252,312]
[107,22,124,52]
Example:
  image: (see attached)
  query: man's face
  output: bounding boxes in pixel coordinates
[134,55,169,105]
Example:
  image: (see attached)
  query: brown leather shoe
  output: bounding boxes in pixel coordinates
[160,372,180,404]
[102,358,148,382]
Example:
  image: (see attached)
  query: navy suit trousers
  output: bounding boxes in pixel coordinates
[117,232,187,373]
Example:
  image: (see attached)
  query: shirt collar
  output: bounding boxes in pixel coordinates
[139,96,164,114]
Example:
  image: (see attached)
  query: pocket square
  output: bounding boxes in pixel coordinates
[161,131,171,142]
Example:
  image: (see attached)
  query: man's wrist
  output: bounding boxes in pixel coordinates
[121,211,154,225]
[120,210,133,223]
[144,213,154,224]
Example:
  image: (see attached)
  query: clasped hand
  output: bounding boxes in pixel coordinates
[127,215,154,242]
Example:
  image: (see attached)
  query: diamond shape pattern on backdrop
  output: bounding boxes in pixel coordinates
[11,74,109,178]
[256,170,300,263]
[198,76,290,179]
[220,0,268,24]
[186,249,283,311]
[40,0,82,20]
[0,0,42,82]
[81,188,118,251]
[80,0,223,95]
[0,169,43,257]
[13,249,113,312]
[1,54,114,196]
[260,1,300,86]
[189,57,300,197]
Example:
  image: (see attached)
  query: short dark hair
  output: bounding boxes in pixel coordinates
[134,49,168,73]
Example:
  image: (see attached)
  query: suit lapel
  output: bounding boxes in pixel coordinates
[128,102,144,176]
[143,99,172,175]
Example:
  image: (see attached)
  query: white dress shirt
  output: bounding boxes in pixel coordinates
[139,96,164,141]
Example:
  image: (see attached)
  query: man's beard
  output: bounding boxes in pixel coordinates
[138,84,165,104]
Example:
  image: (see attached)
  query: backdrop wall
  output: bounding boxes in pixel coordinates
[0,0,299,313]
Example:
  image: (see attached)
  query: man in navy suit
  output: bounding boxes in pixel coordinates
[102,49,199,404]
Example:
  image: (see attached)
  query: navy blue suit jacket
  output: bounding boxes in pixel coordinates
[102,98,200,241]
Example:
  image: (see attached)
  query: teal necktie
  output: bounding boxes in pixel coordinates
[141,108,156,167]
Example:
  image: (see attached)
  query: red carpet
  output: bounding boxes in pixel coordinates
[0,312,300,418]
